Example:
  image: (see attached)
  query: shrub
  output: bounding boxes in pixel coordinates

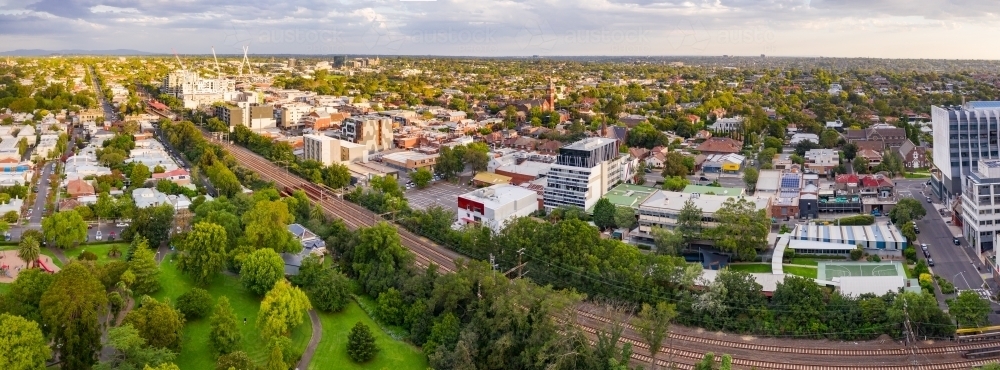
[837,214,875,226]
[78,250,97,261]
[176,288,214,319]
[850,248,863,261]
[347,322,379,363]
[866,254,882,262]
[3,210,17,223]
[903,247,917,263]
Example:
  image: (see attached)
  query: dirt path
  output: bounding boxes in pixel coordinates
[45,246,68,265]
[296,309,322,370]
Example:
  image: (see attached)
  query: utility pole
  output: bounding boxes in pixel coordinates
[902,298,919,369]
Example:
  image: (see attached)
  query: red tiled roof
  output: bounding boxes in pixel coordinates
[835,174,859,184]
[860,176,879,187]
[152,168,189,179]
[696,137,742,154]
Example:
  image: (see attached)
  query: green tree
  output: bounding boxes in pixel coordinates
[41,209,87,249]
[322,163,352,189]
[347,322,379,363]
[411,168,433,189]
[662,176,689,191]
[257,280,312,341]
[16,235,39,269]
[743,167,759,193]
[309,268,351,313]
[175,288,214,320]
[843,143,858,161]
[94,192,116,219]
[123,297,186,351]
[242,200,299,253]
[614,206,636,230]
[635,302,677,370]
[264,339,286,370]
[0,313,51,370]
[592,198,616,230]
[949,290,992,328]
[352,222,414,296]
[131,163,151,187]
[888,198,927,226]
[710,198,770,260]
[94,324,176,370]
[209,297,243,355]
[240,248,286,296]
[41,262,108,370]
[0,268,54,324]
[129,243,161,295]
[124,204,174,247]
[661,152,692,177]
[215,351,258,370]
[676,199,704,239]
[853,157,870,174]
[651,227,685,256]
[376,288,405,325]
[178,222,228,285]
[819,129,840,148]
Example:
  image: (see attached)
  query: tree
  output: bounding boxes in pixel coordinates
[742,167,759,194]
[16,235,39,269]
[853,157,870,174]
[40,262,108,370]
[614,206,636,230]
[463,149,489,174]
[264,339,286,370]
[661,152,693,177]
[676,199,704,239]
[843,143,858,161]
[710,198,770,260]
[635,161,647,185]
[94,324,176,370]
[124,204,174,247]
[651,227,685,256]
[240,248,286,296]
[0,313,51,370]
[153,165,166,174]
[216,351,258,370]
[0,268,53,324]
[242,200,300,253]
[949,290,992,328]
[41,209,87,249]
[347,322,379,363]
[129,243,161,295]
[888,198,927,226]
[352,222,414,296]
[411,168,433,189]
[94,192,116,219]
[322,163,352,189]
[309,268,351,312]
[178,222,228,285]
[376,288,405,325]
[210,297,243,355]
[819,129,840,148]
[592,198,616,230]
[257,279,312,341]
[176,288,214,320]
[131,163,151,187]
[662,176,689,191]
[635,302,677,370]
[123,297,186,351]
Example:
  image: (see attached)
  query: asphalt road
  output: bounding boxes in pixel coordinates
[28,162,52,224]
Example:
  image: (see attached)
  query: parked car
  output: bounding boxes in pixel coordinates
[116,222,129,227]
[954,237,961,245]
[923,250,930,258]
[95,231,102,241]
[927,258,935,267]
[926,197,932,203]
[699,176,709,181]
[920,243,928,251]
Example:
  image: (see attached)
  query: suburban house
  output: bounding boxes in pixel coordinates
[66,179,95,198]
[696,137,742,155]
[151,168,192,186]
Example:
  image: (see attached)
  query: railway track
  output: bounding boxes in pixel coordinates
[205,132,999,369]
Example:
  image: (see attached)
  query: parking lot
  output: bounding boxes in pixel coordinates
[405,181,474,211]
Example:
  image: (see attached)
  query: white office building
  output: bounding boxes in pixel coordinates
[543,137,622,211]
[709,116,743,133]
[931,101,1000,198]
[960,158,1000,253]
[161,70,235,109]
[456,184,539,233]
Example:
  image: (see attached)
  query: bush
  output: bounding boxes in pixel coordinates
[176,288,214,319]
[347,322,379,363]
[903,247,917,263]
[914,260,930,276]
[837,214,875,226]
[850,248,863,261]
[866,254,882,262]
[935,275,957,294]
[783,250,796,262]
[3,210,17,223]
[78,250,97,261]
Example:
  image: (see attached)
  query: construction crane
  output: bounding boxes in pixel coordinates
[171,48,186,70]
[238,45,253,77]
[211,46,222,79]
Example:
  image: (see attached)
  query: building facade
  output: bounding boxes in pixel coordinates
[931,101,1000,198]
[543,137,622,211]
[215,103,275,130]
[302,134,367,166]
[161,70,235,109]
[456,184,539,233]
[343,115,393,152]
[960,158,1000,253]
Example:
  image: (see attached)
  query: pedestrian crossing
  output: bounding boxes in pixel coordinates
[960,288,994,302]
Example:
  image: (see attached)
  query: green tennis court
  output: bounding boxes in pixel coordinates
[817,261,906,281]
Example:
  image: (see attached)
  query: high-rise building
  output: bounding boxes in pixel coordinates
[342,115,393,152]
[161,70,235,109]
[542,137,622,211]
[931,101,1000,198]
[959,158,1000,253]
[288,58,296,68]
[214,103,275,130]
[302,134,367,166]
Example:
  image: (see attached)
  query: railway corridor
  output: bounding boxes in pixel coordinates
[203,131,999,369]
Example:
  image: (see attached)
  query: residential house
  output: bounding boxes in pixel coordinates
[66,179,95,198]
[646,152,666,168]
[858,149,883,168]
[151,168,192,186]
[696,137,742,155]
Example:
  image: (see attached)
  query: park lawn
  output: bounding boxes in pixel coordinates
[726,263,773,273]
[0,282,9,295]
[783,265,819,279]
[64,243,127,265]
[308,301,427,370]
[153,255,311,369]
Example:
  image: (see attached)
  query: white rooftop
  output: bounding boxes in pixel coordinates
[837,276,907,297]
[639,190,771,214]
[458,184,538,210]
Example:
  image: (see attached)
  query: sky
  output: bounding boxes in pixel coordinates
[2,0,1000,58]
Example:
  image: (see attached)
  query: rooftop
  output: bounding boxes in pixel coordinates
[601,184,658,209]
[682,185,744,197]
[562,137,617,151]
[640,190,771,213]
[459,184,537,210]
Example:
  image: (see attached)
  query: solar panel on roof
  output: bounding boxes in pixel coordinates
[781,176,800,188]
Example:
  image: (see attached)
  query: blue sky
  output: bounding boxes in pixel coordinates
[2,0,1000,58]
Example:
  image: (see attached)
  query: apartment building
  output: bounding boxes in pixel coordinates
[456,184,539,233]
[161,70,235,109]
[543,137,622,211]
[302,134,367,166]
[960,159,1000,253]
[343,115,393,152]
[215,103,275,130]
[632,191,772,246]
[932,102,1000,198]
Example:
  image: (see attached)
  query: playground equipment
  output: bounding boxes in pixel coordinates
[37,259,53,273]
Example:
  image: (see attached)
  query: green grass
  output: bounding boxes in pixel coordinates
[783,265,819,279]
[309,301,427,370]
[152,255,311,369]
[0,282,9,295]
[904,173,931,179]
[789,256,846,266]
[726,263,773,273]
[39,249,62,268]
[63,243,127,265]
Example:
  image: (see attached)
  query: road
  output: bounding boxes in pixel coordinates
[916,184,1000,321]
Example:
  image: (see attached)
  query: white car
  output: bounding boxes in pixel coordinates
[95,231,103,241]
[116,222,129,227]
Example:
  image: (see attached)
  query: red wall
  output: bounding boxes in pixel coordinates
[457,197,485,215]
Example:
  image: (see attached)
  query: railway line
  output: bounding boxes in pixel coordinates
[203,131,999,369]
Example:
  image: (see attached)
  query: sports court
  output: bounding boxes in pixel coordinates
[816,261,906,281]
